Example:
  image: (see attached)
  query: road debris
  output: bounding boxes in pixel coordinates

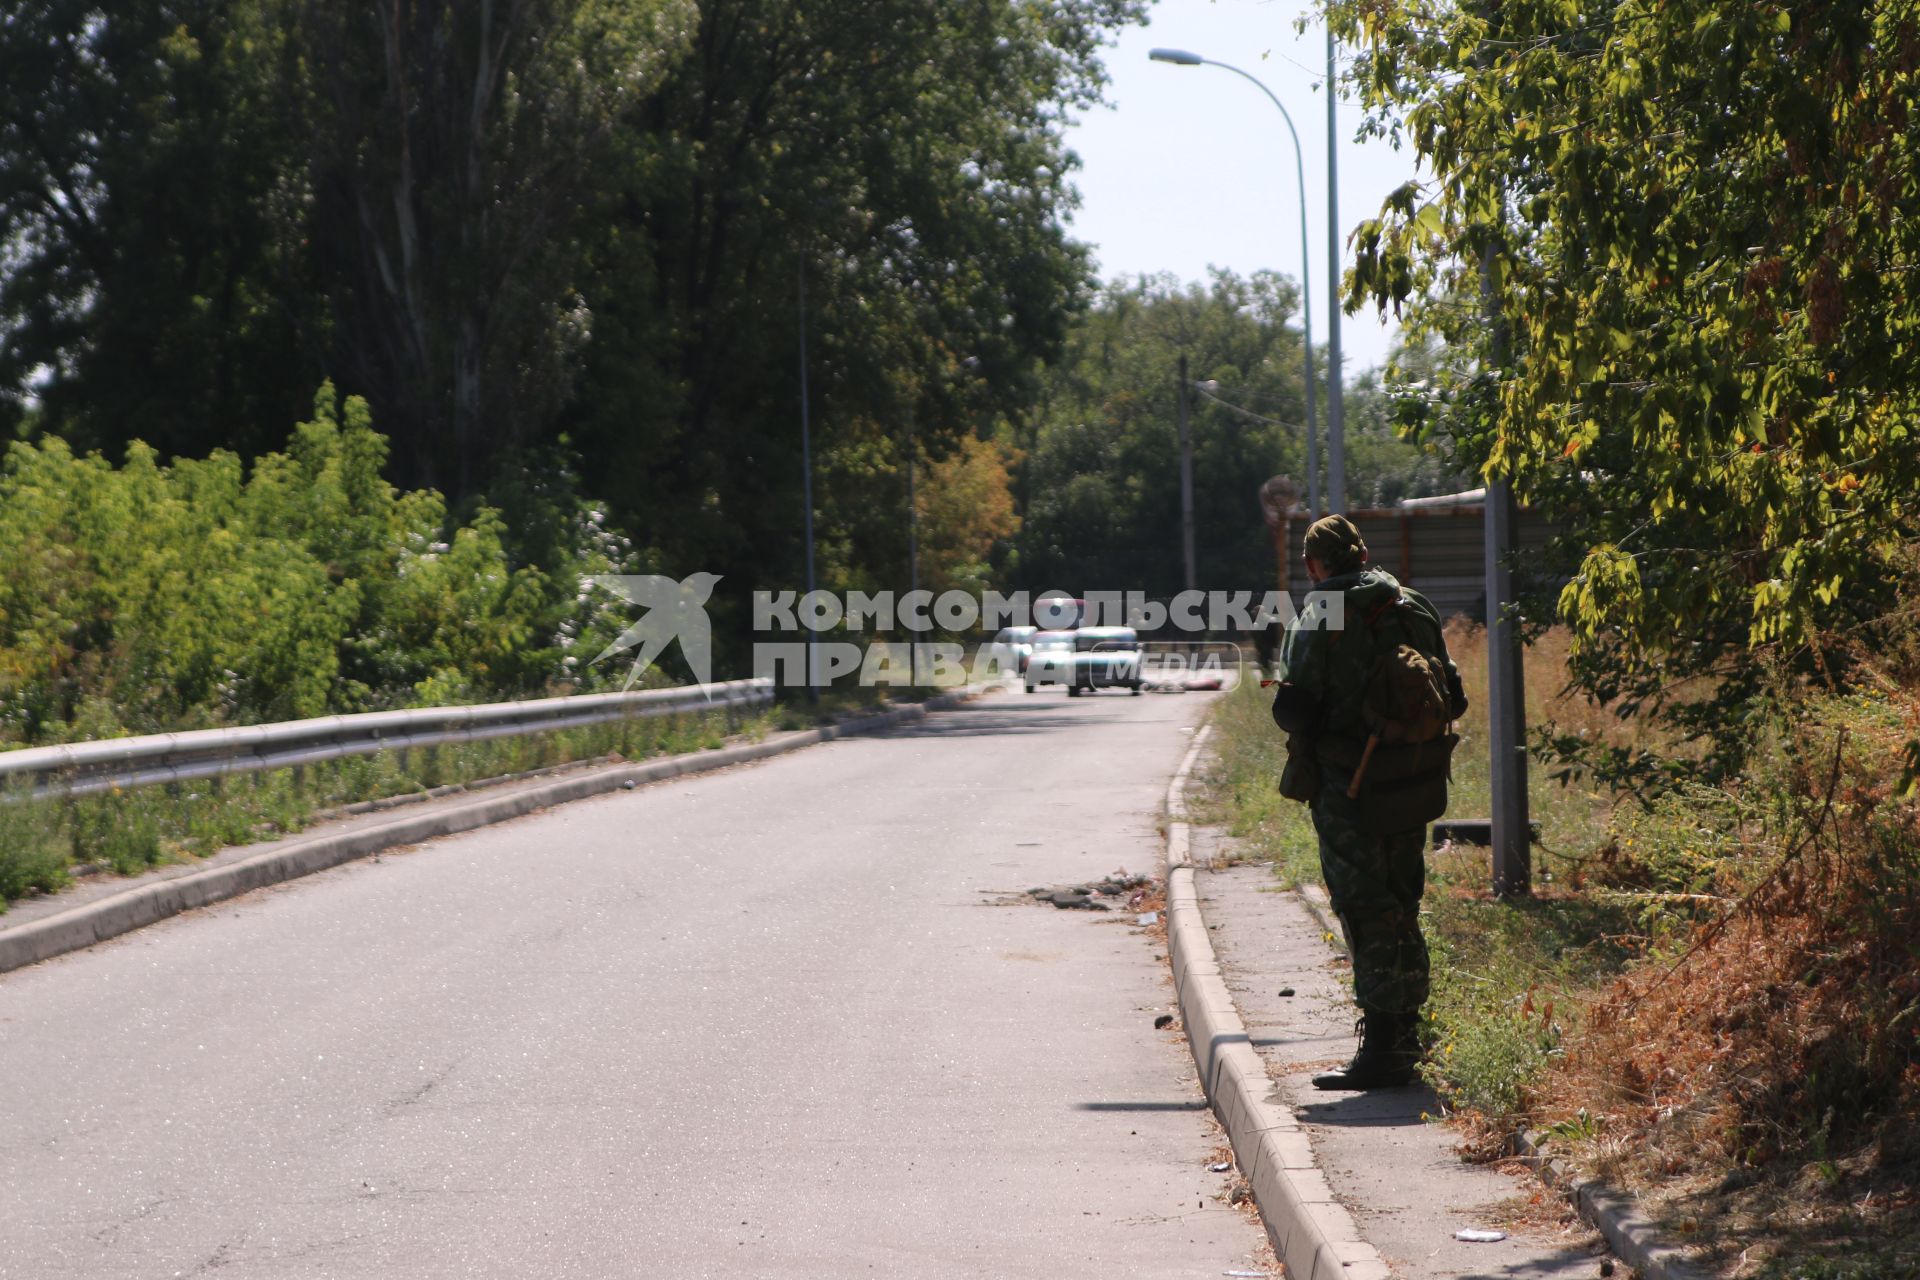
[1208,1161,1232,1173]
[1277,986,1295,997]
[1138,911,1160,926]
[1154,1014,1175,1030]
[1025,872,1152,910]
[1454,1228,1508,1243]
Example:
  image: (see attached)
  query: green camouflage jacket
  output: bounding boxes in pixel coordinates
[1272,567,1464,761]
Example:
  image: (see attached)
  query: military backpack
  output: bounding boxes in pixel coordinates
[1334,592,1458,832]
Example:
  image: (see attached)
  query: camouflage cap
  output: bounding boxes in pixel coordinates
[1303,514,1367,574]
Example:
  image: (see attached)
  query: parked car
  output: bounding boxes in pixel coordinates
[1023,630,1078,692]
[1068,626,1143,696]
[986,625,1038,677]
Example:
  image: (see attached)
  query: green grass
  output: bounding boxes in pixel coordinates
[1,675,968,912]
[1206,628,1920,1269]
[1197,625,1639,1125]
[0,704,773,912]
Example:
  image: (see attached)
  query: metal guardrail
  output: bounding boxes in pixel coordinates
[0,678,773,800]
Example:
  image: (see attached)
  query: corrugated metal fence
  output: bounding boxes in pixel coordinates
[1277,501,1563,621]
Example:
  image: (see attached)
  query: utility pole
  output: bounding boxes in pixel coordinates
[1325,27,1348,515]
[1481,234,1531,896]
[1146,50,1320,521]
[799,262,818,703]
[1177,355,1197,593]
[907,415,919,685]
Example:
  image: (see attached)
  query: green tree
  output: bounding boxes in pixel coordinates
[2,0,1144,672]
[1342,334,1476,507]
[286,0,694,499]
[0,0,314,456]
[560,0,1141,654]
[1332,0,1920,775]
[1016,270,1458,595]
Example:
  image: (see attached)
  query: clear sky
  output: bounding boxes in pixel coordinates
[1063,0,1424,377]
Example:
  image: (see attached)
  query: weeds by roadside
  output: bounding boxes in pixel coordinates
[0,676,974,913]
[0,705,771,912]
[1201,626,1920,1275]
[1198,627,1634,1128]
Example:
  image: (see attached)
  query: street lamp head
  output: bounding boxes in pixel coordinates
[1148,47,1203,66]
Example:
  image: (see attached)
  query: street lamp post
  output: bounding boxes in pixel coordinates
[1150,47,1320,521]
[1325,29,1347,513]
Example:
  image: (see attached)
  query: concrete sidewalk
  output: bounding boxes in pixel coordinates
[1192,857,1611,1279]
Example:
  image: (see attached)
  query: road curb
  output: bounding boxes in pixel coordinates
[1285,837,1699,1277]
[1295,882,1346,952]
[0,686,988,976]
[1162,728,1390,1280]
[1508,1131,1706,1280]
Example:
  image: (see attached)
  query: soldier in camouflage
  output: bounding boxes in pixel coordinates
[1272,514,1468,1090]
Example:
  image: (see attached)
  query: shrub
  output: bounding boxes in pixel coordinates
[0,384,638,744]
[0,791,68,901]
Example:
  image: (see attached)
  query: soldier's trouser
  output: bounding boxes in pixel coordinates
[1309,789,1429,1019]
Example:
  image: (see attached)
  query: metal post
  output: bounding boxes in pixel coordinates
[907,418,919,685]
[1480,250,1531,897]
[799,262,818,704]
[1305,349,1320,521]
[1178,354,1197,594]
[1147,51,1319,521]
[1325,27,1347,515]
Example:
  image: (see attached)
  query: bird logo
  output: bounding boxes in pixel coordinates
[586,573,723,692]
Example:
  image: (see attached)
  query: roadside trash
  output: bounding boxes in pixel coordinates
[1094,871,1151,895]
[1599,1263,1615,1277]
[1031,874,1148,909]
[1454,1229,1507,1243]
[1154,1014,1175,1030]
[1208,1161,1232,1173]
[1138,911,1159,926]
[621,779,637,790]
[1277,986,1295,997]
[1223,1271,1270,1277]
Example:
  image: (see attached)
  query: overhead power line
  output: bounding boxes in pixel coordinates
[1192,381,1301,432]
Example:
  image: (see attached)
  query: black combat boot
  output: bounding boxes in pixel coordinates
[1311,1011,1419,1091]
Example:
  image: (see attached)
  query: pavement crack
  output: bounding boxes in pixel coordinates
[184,1233,248,1275]
[382,1056,461,1117]
[87,1194,175,1247]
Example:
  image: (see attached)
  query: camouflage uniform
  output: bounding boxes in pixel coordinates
[1275,547,1460,1025]
[1307,784,1430,1018]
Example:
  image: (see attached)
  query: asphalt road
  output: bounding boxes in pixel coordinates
[0,688,1270,1278]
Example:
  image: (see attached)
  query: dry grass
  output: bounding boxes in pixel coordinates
[1205,622,1920,1277]
[1534,695,1920,1277]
